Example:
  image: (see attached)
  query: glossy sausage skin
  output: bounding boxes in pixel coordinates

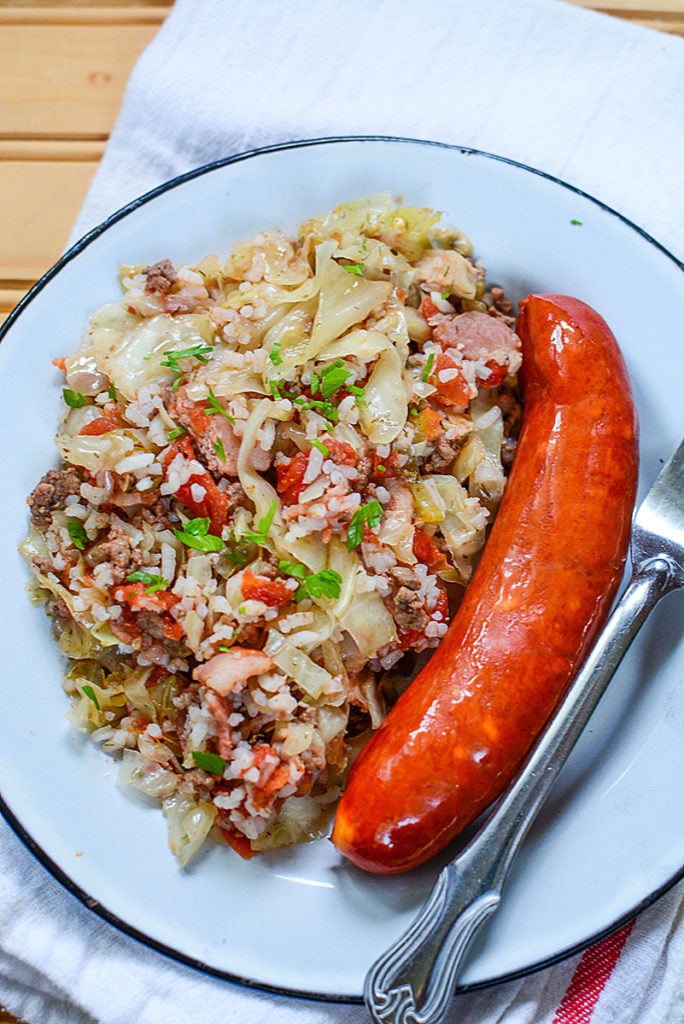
[331,294,639,874]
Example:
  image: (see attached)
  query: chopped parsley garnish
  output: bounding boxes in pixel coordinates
[66,519,88,550]
[107,383,117,400]
[409,406,419,416]
[309,372,321,394]
[320,362,352,400]
[347,499,384,551]
[310,438,330,457]
[81,684,100,710]
[422,352,435,382]
[242,500,276,546]
[214,437,227,463]
[125,570,169,593]
[376,464,386,473]
[278,561,342,602]
[159,343,213,373]
[174,517,224,553]
[343,262,365,276]
[293,397,339,423]
[440,290,452,301]
[269,379,282,401]
[347,384,366,408]
[204,387,236,424]
[63,388,87,409]
[570,218,583,226]
[277,560,308,580]
[167,426,186,442]
[191,751,227,775]
[217,643,232,652]
[269,339,283,366]
[171,375,184,393]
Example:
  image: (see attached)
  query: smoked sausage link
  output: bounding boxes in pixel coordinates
[331,294,639,875]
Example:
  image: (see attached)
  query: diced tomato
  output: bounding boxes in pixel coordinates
[412,527,449,571]
[113,582,180,614]
[240,569,292,608]
[370,449,401,480]
[325,438,356,465]
[420,295,441,321]
[480,359,508,388]
[430,353,471,410]
[219,825,258,860]
[276,451,310,504]
[413,407,442,442]
[78,410,122,436]
[161,618,185,641]
[52,356,67,372]
[183,401,214,437]
[163,436,228,536]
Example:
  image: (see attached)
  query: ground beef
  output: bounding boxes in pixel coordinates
[27,468,83,530]
[422,436,461,474]
[388,566,421,590]
[392,586,430,633]
[85,522,143,582]
[143,259,177,296]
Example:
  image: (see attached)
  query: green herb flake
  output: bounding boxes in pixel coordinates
[214,437,227,463]
[269,379,282,401]
[204,386,236,424]
[217,643,232,652]
[347,384,366,408]
[107,383,117,400]
[570,219,583,226]
[376,464,386,473]
[171,375,184,393]
[81,684,100,710]
[278,561,342,601]
[293,397,339,423]
[440,290,452,301]
[173,517,224,553]
[347,499,384,551]
[66,519,88,550]
[242,500,277,546]
[191,750,227,775]
[409,406,419,416]
[278,559,309,580]
[159,343,213,373]
[309,373,321,395]
[63,388,87,409]
[320,364,352,400]
[310,438,330,457]
[125,570,169,593]
[422,352,435,383]
[343,262,365,276]
[167,426,187,442]
[296,569,342,602]
[269,339,283,366]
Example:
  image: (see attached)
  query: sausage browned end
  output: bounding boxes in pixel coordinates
[331,294,639,874]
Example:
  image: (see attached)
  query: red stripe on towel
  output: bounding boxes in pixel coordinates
[551,922,634,1024]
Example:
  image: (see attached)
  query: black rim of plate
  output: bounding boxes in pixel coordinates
[1,135,682,1006]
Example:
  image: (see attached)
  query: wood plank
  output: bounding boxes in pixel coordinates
[0,160,96,280]
[0,6,168,24]
[0,139,105,160]
[0,24,159,136]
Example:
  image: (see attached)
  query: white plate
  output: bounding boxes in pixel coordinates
[0,138,682,1001]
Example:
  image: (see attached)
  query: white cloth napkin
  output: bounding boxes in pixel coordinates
[3,1,684,1022]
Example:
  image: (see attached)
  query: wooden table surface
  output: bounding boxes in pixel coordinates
[0,0,680,1020]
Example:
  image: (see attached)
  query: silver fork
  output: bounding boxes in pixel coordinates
[365,437,684,1024]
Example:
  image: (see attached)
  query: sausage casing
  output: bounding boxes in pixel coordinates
[331,294,639,874]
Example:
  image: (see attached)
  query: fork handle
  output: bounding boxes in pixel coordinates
[365,556,678,1024]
